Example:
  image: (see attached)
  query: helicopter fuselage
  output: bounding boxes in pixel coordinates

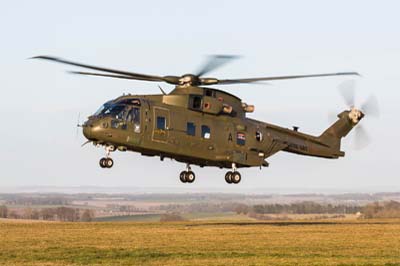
[83,86,357,170]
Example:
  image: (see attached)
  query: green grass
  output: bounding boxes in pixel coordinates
[1,219,400,266]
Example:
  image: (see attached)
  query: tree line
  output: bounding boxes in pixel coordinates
[245,202,362,215]
[157,201,363,215]
[0,205,94,222]
[362,201,400,218]
[2,196,70,206]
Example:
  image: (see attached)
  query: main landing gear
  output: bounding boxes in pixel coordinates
[225,163,241,184]
[99,145,114,168]
[180,164,195,183]
[178,163,242,184]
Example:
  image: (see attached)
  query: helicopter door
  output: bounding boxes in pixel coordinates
[127,107,141,133]
[125,106,142,146]
[152,107,170,142]
[229,124,247,165]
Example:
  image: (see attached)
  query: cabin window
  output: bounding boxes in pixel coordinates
[205,89,216,97]
[237,132,246,146]
[156,116,166,130]
[256,131,263,142]
[189,95,203,110]
[201,125,211,139]
[186,122,196,136]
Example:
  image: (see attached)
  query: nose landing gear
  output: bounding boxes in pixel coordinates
[99,145,114,169]
[99,157,114,168]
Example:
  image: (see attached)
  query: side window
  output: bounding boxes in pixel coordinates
[189,95,203,110]
[204,89,216,97]
[157,116,166,130]
[201,125,211,139]
[237,132,246,146]
[187,122,196,136]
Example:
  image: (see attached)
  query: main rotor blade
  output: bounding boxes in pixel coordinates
[361,95,380,118]
[338,80,356,107]
[69,71,155,81]
[202,72,360,85]
[32,55,180,84]
[195,55,240,77]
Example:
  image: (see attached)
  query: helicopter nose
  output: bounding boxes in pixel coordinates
[82,124,92,139]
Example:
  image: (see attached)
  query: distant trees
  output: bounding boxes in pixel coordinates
[4,196,70,206]
[156,201,362,216]
[249,202,361,215]
[0,205,7,218]
[160,213,185,222]
[234,204,250,215]
[0,206,95,221]
[19,207,81,221]
[363,201,400,218]
[22,208,40,220]
[80,209,95,222]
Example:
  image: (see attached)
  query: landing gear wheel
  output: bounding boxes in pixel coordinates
[225,171,233,184]
[179,171,187,183]
[105,158,114,168]
[186,171,195,183]
[231,172,241,184]
[99,158,107,168]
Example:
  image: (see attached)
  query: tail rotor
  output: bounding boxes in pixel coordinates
[336,80,380,149]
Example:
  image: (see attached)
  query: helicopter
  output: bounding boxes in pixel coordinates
[33,55,379,184]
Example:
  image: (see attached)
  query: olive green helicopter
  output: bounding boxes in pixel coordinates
[33,55,379,184]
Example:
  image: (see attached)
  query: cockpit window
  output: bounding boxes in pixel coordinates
[96,104,128,119]
[94,104,108,116]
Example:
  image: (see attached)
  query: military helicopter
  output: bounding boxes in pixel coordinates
[33,55,379,184]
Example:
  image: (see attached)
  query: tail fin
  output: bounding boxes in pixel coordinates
[317,110,359,151]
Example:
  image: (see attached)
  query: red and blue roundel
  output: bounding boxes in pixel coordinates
[237,132,246,146]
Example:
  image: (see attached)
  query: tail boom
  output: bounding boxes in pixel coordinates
[280,109,364,159]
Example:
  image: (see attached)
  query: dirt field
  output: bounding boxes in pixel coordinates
[1,219,400,266]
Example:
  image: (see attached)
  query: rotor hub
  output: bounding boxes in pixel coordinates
[349,107,365,124]
[179,74,200,86]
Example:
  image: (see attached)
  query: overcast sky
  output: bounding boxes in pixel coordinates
[0,0,399,192]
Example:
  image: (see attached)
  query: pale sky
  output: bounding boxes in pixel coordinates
[0,0,399,191]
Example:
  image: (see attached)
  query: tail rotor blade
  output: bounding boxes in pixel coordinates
[338,80,356,107]
[354,125,371,150]
[361,95,380,118]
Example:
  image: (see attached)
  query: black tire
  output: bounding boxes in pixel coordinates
[231,172,241,184]
[179,171,187,183]
[99,158,106,168]
[225,171,233,184]
[105,158,114,168]
[186,171,195,183]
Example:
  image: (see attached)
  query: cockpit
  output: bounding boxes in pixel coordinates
[92,98,142,132]
[95,99,140,117]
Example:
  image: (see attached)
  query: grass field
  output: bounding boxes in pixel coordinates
[1,219,400,266]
